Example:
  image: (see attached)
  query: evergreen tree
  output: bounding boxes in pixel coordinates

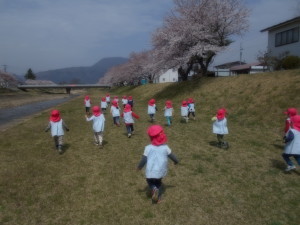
[24,68,36,80]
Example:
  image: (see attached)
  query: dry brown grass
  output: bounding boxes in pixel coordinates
[0,70,300,225]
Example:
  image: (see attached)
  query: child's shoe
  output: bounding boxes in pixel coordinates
[285,165,296,172]
[99,142,103,149]
[128,133,132,138]
[58,146,63,154]
[151,187,159,203]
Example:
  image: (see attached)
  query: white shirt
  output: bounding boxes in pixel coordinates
[50,120,64,136]
[213,118,229,134]
[284,129,300,155]
[86,114,105,132]
[110,106,120,117]
[164,107,173,117]
[181,106,188,116]
[148,104,156,114]
[101,101,107,108]
[122,99,128,105]
[84,99,91,107]
[143,144,172,179]
[188,103,195,112]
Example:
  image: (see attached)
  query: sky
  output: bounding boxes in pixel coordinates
[0,0,299,75]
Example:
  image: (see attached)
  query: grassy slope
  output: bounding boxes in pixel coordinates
[0,70,299,225]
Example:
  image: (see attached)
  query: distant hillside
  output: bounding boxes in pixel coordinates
[36,57,128,84]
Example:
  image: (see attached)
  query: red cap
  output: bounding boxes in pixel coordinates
[166,100,172,108]
[122,96,127,99]
[84,95,90,100]
[101,97,106,102]
[124,104,131,112]
[216,109,225,120]
[148,99,155,106]
[106,93,110,96]
[188,98,194,103]
[50,110,61,122]
[112,100,118,107]
[284,108,298,117]
[291,115,300,132]
[182,101,188,107]
[92,106,101,116]
[147,125,168,146]
[128,96,133,100]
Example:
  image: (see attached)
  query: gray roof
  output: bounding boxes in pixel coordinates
[260,16,300,32]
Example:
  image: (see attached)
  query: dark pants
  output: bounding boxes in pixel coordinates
[282,153,300,166]
[113,116,120,125]
[188,111,195,117]
[85,107,90,113]
[126,124,134,134]
[146,178,162,190]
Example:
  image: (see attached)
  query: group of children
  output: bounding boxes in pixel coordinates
[45,93,299,204]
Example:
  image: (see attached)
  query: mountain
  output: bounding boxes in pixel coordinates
[36,57,128,84]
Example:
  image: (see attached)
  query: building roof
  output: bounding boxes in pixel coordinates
[260,16,300,32]
[215,61,246,69]
[230,62,262,71]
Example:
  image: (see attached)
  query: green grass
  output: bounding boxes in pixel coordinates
[0,70,300,224]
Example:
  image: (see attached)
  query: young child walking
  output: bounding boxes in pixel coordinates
[181,100,189,123]
[127,96,134,108]
[110,100,120,126]
[85,106,105,148]
[282,115,300,172]
[105,93,111,106]
[121,104,139,138]
[84,95,91,115]
[147,99,157,122]
[122,96,128,108]
[188,98,196,120]
[137,125,179,204]
[212,108,229,149]
[100,97,108,113]
[45,109,69,154]
[164,100,174,126]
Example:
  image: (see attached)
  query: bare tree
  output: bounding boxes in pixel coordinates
[151,0,250,80]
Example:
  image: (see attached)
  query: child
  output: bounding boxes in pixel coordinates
[188,98,196,120]
[45,109,69,154]
[283,108,298,133]
[100,97,108,113]
[147,99,157,122]
[122,96,128,108]
[181,101,189,123]
[85,106,105,148]
[113,96,119,105]
[164,100,174,126]
[110,100,120,126]
[137,125,179,204]
[105,93,111,106]
[127,96,134,108]
[84,95,91,115]
[212,108,229,149]
[121,104,139,138]
[282,115,300,171]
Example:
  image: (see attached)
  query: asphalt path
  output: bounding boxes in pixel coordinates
[0,95,78,129]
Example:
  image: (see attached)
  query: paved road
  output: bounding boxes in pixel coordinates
[0,95,78,128]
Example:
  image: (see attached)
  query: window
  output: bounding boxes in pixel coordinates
[162,78,165,81]
[275,27,299,47]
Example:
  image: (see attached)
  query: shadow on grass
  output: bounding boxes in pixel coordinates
[272,143,284,150]
[270,159,286,170]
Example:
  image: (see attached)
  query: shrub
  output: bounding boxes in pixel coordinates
[282,55,300,69]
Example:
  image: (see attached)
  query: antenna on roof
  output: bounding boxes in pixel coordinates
[239,43,243,65]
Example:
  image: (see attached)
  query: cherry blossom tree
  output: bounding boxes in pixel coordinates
[151,0,250,80]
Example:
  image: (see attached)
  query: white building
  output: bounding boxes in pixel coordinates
[153,69,178,83]
[261,16,300,58]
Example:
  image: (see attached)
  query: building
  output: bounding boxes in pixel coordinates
[230,62,268,75]
[214,61,246,76]
[153,69,178,83]
[261,16,300,58]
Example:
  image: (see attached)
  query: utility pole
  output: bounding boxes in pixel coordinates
[239,43,243,64]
